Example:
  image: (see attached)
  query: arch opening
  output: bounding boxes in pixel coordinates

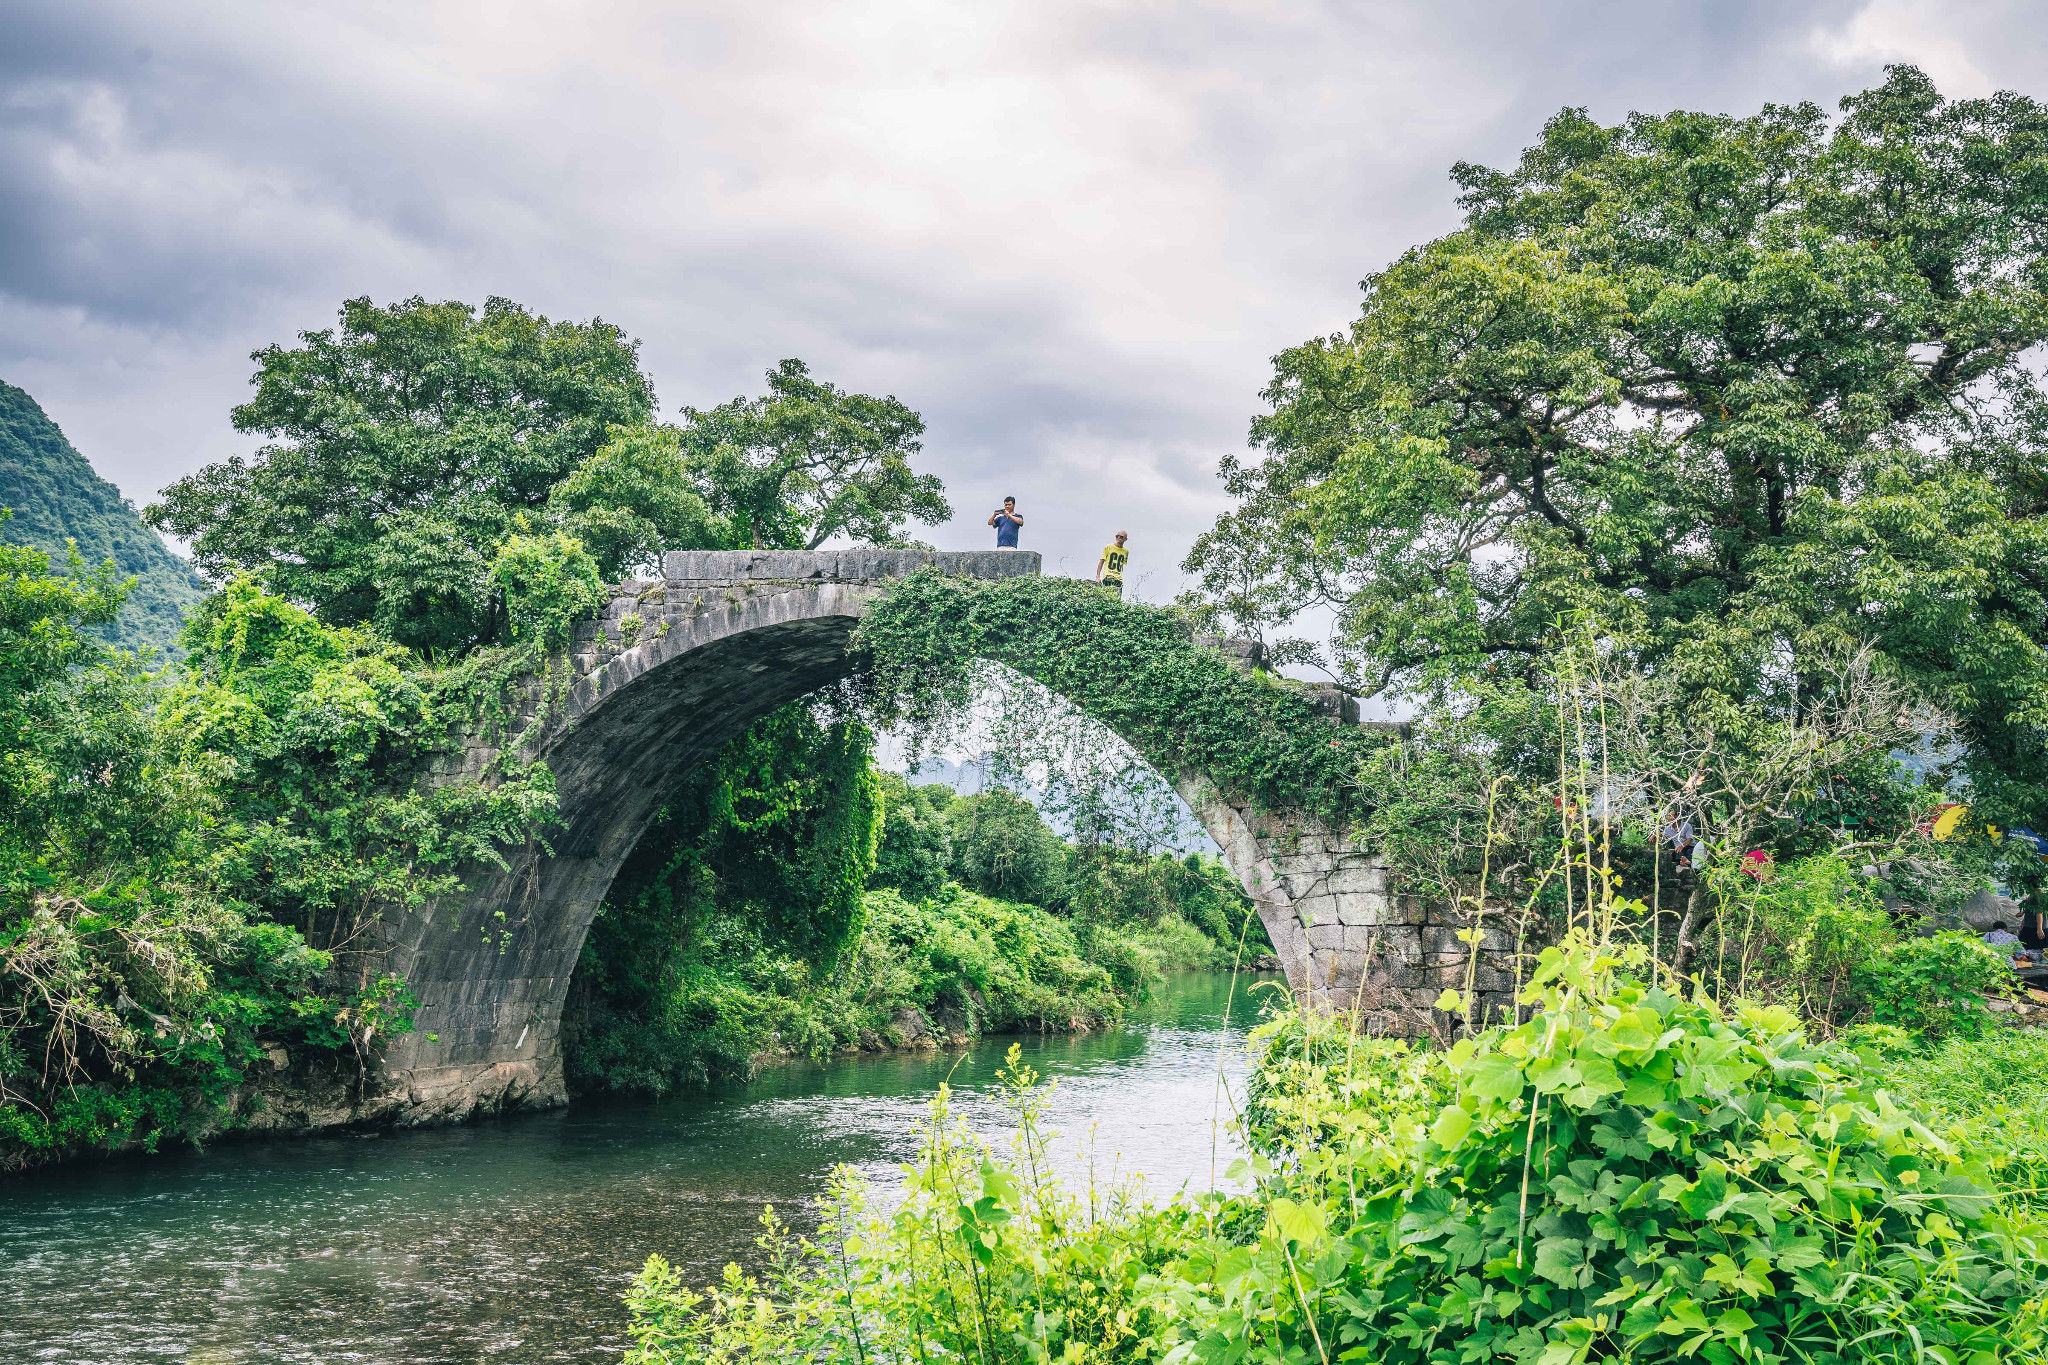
[370,557,1450,1123]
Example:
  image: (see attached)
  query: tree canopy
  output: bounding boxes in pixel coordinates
[149,301,950,656]
[1183,66,2048,824]
[148,296,664,656]
[683,358,950,550]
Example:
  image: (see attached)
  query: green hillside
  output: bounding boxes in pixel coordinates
[0,380,208,653]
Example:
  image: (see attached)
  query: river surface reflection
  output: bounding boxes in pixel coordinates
[0,972,1272,1364]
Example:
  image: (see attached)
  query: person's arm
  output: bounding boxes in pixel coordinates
[1007,511,1022,524]
[1094,555,1106,583]
[988,510,1000,527]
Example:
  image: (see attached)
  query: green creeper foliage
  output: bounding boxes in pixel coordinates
[1278,942,2048,1364]
[566,703,884,1093]
[161,578,557,960]
[855,571,1389,825]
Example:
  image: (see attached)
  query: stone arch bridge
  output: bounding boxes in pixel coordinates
[369,550,1512,1122]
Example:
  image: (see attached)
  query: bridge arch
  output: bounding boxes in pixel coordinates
[368,551,1508,1122]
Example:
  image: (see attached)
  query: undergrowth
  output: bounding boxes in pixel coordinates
[566,888,1138,1094]
[624,939,2048,1364]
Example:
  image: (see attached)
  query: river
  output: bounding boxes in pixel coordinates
[0,971,1273,1364]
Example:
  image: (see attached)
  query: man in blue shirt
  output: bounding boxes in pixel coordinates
[988,496,1023,548]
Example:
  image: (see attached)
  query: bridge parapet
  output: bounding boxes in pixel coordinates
[654,547,1040,586]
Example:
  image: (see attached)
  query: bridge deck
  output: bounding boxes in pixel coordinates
[652,548,1041,586]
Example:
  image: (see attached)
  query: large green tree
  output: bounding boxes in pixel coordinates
[151,303,952,655]
[683,358,950,549]
[147,296,683,655]
[1185,67,2048,823]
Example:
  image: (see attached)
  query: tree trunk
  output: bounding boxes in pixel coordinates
[1672,879,1710,974]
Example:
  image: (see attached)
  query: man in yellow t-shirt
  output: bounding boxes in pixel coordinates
[1095,531,1130,595]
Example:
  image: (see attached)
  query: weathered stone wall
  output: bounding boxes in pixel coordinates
[355,549,1506,1125]
[1182,777,1518,1039]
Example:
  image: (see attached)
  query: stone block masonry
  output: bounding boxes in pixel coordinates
[355,549,1513,1127]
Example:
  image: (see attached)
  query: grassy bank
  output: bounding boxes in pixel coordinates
[1863,1027,2048,1205]
[565,886,1247,1095]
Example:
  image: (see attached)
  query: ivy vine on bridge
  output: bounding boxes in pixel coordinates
[357,550,1514,1125]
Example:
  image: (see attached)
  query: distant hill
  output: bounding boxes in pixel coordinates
[0,380,208,653]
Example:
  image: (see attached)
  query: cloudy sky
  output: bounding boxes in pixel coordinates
[3,0,2042,596]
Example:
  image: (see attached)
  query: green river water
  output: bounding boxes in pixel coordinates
[1,972,1272,1364]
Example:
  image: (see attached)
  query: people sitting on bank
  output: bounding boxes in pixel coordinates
[1096,531,1129,595]
[1659,813,1696,871]
[988,497,1023,548]
[1983,920,2042,968]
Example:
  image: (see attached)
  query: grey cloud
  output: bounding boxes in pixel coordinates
[1,0,2041,590]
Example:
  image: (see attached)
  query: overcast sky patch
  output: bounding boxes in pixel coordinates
[3,0,2043,592]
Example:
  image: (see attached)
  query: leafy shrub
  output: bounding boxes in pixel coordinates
[869,772,952,902]
[566,887,1131,1095]
[1855,930,2014,1041]
[1256,941,2048,1364]
[0,884,343,1166]
[626,939,2048,1364]
[1065,844,1266,943]
[1089,912,1248,979]
[490,526,608,648]
[1242,992,1451,1170]
[1713,853,1892,1027]
[945,788,1069,907]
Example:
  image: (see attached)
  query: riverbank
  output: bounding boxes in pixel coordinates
[0,884,1265,1175]
[624,944,2048,1365]
[564,884,1262,1097]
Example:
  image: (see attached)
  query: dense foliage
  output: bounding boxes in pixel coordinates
[0,380,206,653]
[625,941,2048,1365]
[870,772,955,902]
[681,358,950,550]
[0,541,514,1165]
[1244,944,2046,1365]
[945,788,1071,907]
[572,887,1130,1095]
[1184,66,2048,836]
[147,297,671,656]
[855,571,1390,825]
[1867,1027,2048,1205]
[146,302,952,657]
[161,579,557,966]
[565,703,1262,1096]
